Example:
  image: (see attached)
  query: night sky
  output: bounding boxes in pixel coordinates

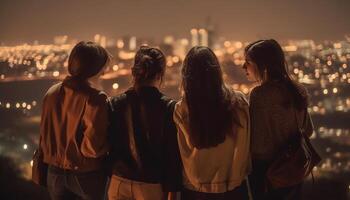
[0,0,349,45]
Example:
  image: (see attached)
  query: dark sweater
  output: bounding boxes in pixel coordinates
[249,81,314,161]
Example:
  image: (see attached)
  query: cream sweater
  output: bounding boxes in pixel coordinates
[173,92,251,193]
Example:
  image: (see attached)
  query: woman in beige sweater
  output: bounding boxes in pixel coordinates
[173,46,251,200]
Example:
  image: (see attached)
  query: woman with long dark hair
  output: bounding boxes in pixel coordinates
[173,46,250,199]
[107,46,182,200]
[40,41,111,200]
[243,39,314,199]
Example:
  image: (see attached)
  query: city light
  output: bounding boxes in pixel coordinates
[294,68,299,74]
[23,144,28,150]
[117,39,124,48]
[224,41,231,48]
[333,43,342,49]
[53,71,60,77]
[190,28,198,34]
[118,51,135,60]
[112,83,119,90]
[112,64,119,71]
[166,60,174,67]
[172,56,180,63]
[323,89,328,95]
[284,45,298,52]
[234,42,243,49]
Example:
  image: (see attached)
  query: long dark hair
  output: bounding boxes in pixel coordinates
[68,41,110,81]
[182,46,241,149]
[245,39,309,110]
[132,46,166,88]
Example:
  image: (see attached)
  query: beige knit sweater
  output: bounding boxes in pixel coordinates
[173,91,251,193]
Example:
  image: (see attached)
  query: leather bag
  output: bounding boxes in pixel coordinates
[32,136,48,186]
[266,109,321,188]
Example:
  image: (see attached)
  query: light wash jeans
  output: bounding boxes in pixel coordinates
[108,175,165,200]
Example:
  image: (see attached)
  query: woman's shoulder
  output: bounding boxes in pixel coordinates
[233,90,248,103]
[109,92,128,111]
[87,91,108,107]
[174,99,186,113]
[41,83,62,106]
[229,89,248,109]
[79,84,108,107]
[250,82,286,101]
[229,90,249,125]
[45,82,62,96]
[159,93,177,107]
[250,83,271,96]
[173,99,189,121]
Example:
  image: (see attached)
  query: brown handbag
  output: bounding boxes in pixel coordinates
[266,109,321,188]
[32,136,48,186]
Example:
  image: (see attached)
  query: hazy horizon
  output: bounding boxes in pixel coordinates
[1,0,350,45]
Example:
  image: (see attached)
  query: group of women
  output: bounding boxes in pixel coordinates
[39,39,313,200]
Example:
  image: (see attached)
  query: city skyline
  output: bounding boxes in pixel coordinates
[0,34,349,199]
[1,0,350,45]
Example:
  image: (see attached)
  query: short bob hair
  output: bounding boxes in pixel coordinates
[68,41,110,80]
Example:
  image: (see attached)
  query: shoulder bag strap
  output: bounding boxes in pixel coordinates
[293,107,308,136]
[294,106,316,184]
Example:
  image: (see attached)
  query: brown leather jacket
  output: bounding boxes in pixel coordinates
[40,76,109,172]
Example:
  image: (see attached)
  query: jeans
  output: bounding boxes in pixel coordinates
[47,165,108,200]
[107,175,165,200]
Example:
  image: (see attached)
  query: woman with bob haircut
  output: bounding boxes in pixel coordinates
[107,46,182,200]
[40,41,111,200]
[173,46,251,200]
[243,39,314,199]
